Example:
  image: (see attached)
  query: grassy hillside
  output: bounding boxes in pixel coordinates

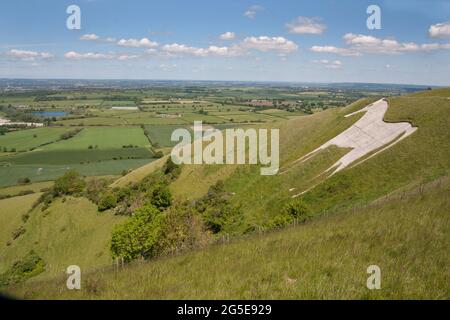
[5,176,449,299]
[0,195,125,278]
[1,90,449,299]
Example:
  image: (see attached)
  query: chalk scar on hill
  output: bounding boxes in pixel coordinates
[290,99,417,194]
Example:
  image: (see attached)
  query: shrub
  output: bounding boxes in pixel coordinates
[285,199,311,223]
[98,192,118,212]
[110,205,164,262]
[163,158,181,179]
[156,203,212,255]
[53,170,86,196]
[17,177,31,185]
[154,150,164,158]
[85,178,109,203]
[151,185,172,210]
[0,250,45,286]
[11,226,26,240]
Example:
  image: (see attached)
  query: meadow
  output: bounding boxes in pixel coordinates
[0,127,73,152]
[0,126,154,186]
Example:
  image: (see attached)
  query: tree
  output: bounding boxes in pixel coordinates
[151,185,172,210]
[98,192,118,212]
[110,205,164,262]
[53,170,85,196]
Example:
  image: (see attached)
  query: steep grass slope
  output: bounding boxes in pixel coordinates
[0,196,125,278]
[149,91,449,234]
[5,176,449,299]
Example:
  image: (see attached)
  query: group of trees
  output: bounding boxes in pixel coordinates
[60,128,82,140]
[28,157,311,266]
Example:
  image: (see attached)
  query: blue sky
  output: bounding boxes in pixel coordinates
[0,0,449,85]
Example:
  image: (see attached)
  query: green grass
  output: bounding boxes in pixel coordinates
[42,127,150,150]
[0,196,126,278]
[1,90,448,299]
[4,177,449,299]
[144,125,191,147]
[0,159,153,187]
[56,117,126,126]
[0,193,42,254]
[6,148,153,165]
[0,127,74,152]
[0,181,53,197]
[0,126,154,186]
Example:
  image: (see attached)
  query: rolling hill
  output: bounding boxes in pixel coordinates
[1,88,449,299]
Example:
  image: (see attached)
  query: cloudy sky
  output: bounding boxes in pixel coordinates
[1,0,449,85]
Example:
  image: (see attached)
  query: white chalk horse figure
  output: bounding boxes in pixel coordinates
[292,98,417,176]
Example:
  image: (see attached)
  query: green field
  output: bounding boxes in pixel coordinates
[0,127,73,152]
[0,126,154,186]
[42,127,150,150]
[0,159,153,187]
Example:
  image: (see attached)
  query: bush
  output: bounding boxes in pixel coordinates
[285,199,311,223]
[154,150,164,158]
[53,170,86,196]
[85,178,109,203]
[156,203,212,255]
[196,181,242,234]
[150,185,172,210]
[110,205,164,262]
[163,158,181,179]
[17,177,31,185]
[98,192,118,212]
[11,226,26,240]
[0,250,45,286]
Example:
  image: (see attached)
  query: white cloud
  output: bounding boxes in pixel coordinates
[311,33,450,56]
[220,32,235,40]
[117,54,140,61]
[80,34,100,41]
[64,51,114,60]
[312,59,343,69]
[244,5,264,19]
[429,21,450,38]
[117,38,158,48]
[286,17,326,35]
[161,43,238,57]
[162,43,209,57]
[160,36,298,57]
[7,49,54,61]
[343,33,420,54]
[310,45,360,56]
[240,36,298,53]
